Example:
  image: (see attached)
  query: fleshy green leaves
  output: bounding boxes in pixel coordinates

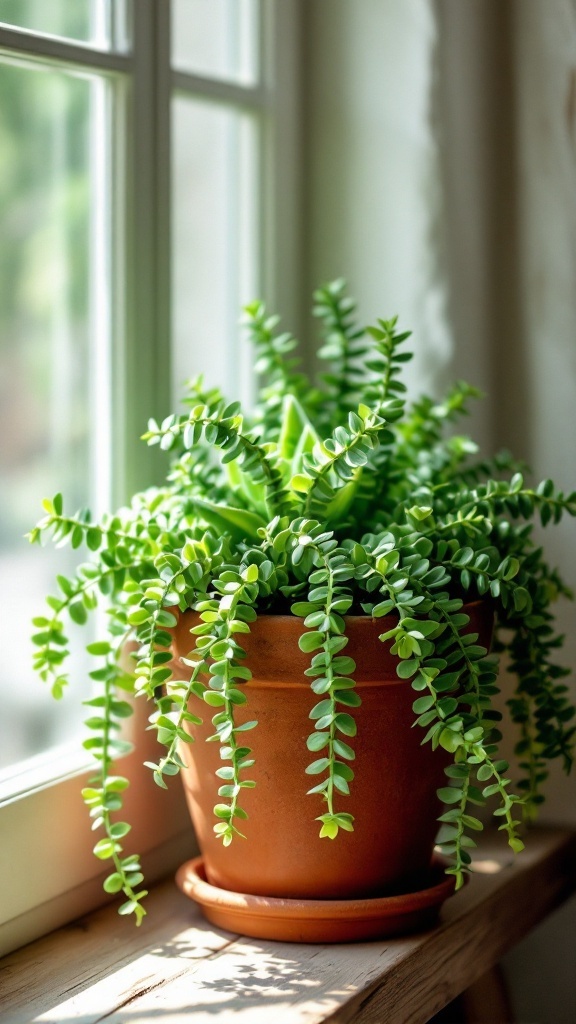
[298,402,403,521]
[366,540,531,886]
[243,300,312,435]
[313,279,368,422]
[290,522,358,838]
[142,393,291,519]
[363,316,413,410]
[189,496,266,544]
[190,564,261,844]
[79,645,147,925]
[29,279,576,922]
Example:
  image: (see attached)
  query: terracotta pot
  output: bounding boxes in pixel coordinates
[171,602,493,902]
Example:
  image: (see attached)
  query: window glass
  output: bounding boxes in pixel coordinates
[172,95,258,404]
[172,0,259,85]
[0,0,128,52]
[0,59,111,770]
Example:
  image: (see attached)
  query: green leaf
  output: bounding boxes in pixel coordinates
[401,618,439,638]
[105,776,130,792]
[308,696,330,719]
[307,732,330,751]
[291,601,315,617]
[290,474,313,494]
[118,896,147,918]
[513,587,530,612]
[279,393,321,461]
[190,496,266,543]
[461,815,484,831]
[214,804,233,819]
[332,656,356,674]
[225,458,268,515]
[319,820,339,839]
[109,821,131,839]
[334,713,357,737]
[437,786,462,805]
[203,691,226,707]
[93,838,118,860]
[453,547,474,566]
[482,783,501,798]
[103,873,124,894]
[325,477,361,524]
[235,720,258,732]
[242,563,259,583]
[127,608,149,626]
[69,599,88,625]
[437,697,458,717]
[397,659,419,678]
[509,837,525,853]
[333,738,355,760]
[86,641,112,656]
[407,505,433,521]
[413,695,435,714]
[335,689,361,707]
[299,631,325,653]
[439,728,462,753]
[372,599,394,617]
[333,775,350,794]
[305,757,330,775]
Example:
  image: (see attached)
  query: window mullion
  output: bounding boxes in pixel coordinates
[115,0,172,503]
[171,69,268,109]
[0,23,130,71]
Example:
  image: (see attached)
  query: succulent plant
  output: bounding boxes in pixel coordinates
[30,280,576,923]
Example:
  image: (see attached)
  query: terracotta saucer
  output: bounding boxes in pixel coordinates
[175,857,458,943]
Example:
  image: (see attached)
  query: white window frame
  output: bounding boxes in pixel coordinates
[0,0,302,956]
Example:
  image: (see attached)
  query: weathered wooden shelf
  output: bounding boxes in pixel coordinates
[1,827,575,1024]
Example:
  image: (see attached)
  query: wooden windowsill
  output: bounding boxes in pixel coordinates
[1,827,575,1024]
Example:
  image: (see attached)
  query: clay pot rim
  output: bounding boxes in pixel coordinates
[172,599,493,688]
[177,597,488,623]
[176,854,458,923]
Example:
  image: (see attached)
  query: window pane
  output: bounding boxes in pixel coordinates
[0,60,112,770]
[0,0,129,52]
[172,0,259,85]
[172,96,258,404]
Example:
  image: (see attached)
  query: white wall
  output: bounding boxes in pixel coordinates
[302,0,452,398]
[499,5,576,1021]
[302,2,576,1021]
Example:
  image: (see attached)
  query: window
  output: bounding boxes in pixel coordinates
[0,0,301,955]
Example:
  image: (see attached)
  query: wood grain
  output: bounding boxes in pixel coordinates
[1,828,574,1024]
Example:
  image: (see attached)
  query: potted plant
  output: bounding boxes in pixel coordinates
[30,280,576,940]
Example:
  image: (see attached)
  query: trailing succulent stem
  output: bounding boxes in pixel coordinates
[356,542,526,888]
[30,280,576,919]
[243,300,313,434]
[290,520,358,839]
[313,278,368,422]
[80,644,147,923]
[191,564,260,844]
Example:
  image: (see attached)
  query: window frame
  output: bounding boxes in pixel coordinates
[0,0,303,956]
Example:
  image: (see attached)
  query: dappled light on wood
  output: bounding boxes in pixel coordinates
[1,828,575,1024]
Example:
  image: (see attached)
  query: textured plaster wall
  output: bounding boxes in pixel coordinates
[302,1,576,1021]
[301,0,452,398]
[507,0,576,827]
[498,5,576,1021]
